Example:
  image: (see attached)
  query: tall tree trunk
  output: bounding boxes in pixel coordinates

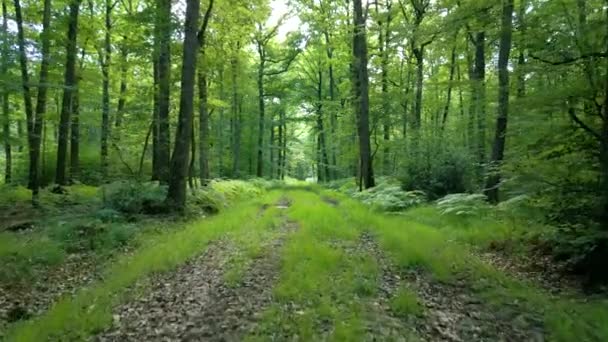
[115,37,128,128]
[270,112,275,178]
[484,0,514,203]
[441,42,457,130]
[217,68,224,177]
[281,109,287,180]
[100,0,112,178]
[256,57,265,178]
[196,0,214,185]
[155,0,171,183]
[378,2,392,174]
[516,0,526,98]
[70,70,80,181]
[316,70,330,182]
[412,47,424,130]
[1,0,10,183]
[56,0,82,186]
[198,71,210,184]
[14,0,48,201]
[599,2,608,230]
[231,50,241,177]
[324,30,338,180]
[353,0,375,189]
[166,0,201,211]
[277,108,284,179]
[70,47,85,182]
[472,32,487,176]
[29,0,51,193]
[400,57,412,139]
[151,57,160,180]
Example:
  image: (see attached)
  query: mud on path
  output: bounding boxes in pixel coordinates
[96,202,296,342]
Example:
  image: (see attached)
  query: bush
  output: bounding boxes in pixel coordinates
[399,145,473,199]
[436,193,490,217]
[188,188,226,214]
[48,219,135,253]
[352,179,427,212]
[0,184,31,205]
[101,181,167,215]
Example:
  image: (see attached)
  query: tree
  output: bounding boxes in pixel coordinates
[13,0,49,202]
[484,0,514,203]
[1,0,10,183]
[56,0,82,186]
[165,0,202,211]
[353,0,375,189]
[197,0,215,185]
[154,0,171,184]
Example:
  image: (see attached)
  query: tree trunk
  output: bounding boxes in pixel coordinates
[277,108,284,179]
[231,51,241,177]
[70,47,85,182]
[281,110,287,179]
[155,0,171,184]
[165,0,200,211]
[115,37,128,129]
[324,30,338,180]
[100,0,112,178]
[151,57,160,181]
[256,57,265,178]
[70,71,80,181]
[1,0,10,183]
[441,42,457,130]
[599,2,608,230]
[56,0,81,186]
[472,32,487,175]
[198,70,210,184]
[217,68,224,177]
[270,112,275,178]
[379,3,392,174]
[316,70,330,182]
[14,0,45,201]
[353,0,375,189]
[484,0,514,203]
[412,47,424,130]
[516,0,526,98]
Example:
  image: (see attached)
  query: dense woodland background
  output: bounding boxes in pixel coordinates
[1,0,608,283]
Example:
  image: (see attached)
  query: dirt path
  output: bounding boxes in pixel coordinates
[348,232,544,342]
[95,203,295,341]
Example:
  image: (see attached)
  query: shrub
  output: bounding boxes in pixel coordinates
[399,145,473,199]
[436,193,490,217]
[353,185,426,212]
[0,185,31,204]
[101,181,167,215]
[188,188,226,214]
[48,219,135,253]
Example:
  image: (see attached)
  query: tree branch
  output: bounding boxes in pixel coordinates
[568,103,601,140]
[529,51,608,65]
[197,0,215,47]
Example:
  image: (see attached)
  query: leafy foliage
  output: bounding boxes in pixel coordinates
[101,181,167,215]
[436,193,490,217]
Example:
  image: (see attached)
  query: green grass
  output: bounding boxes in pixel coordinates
[341,191,608,342]
[390,286,423,317]
[0,233,65,284]
[223,192,284,286]
[250,190,381,341]
[6,191,281,341]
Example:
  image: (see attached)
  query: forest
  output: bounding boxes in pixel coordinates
[1,0,608,340]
